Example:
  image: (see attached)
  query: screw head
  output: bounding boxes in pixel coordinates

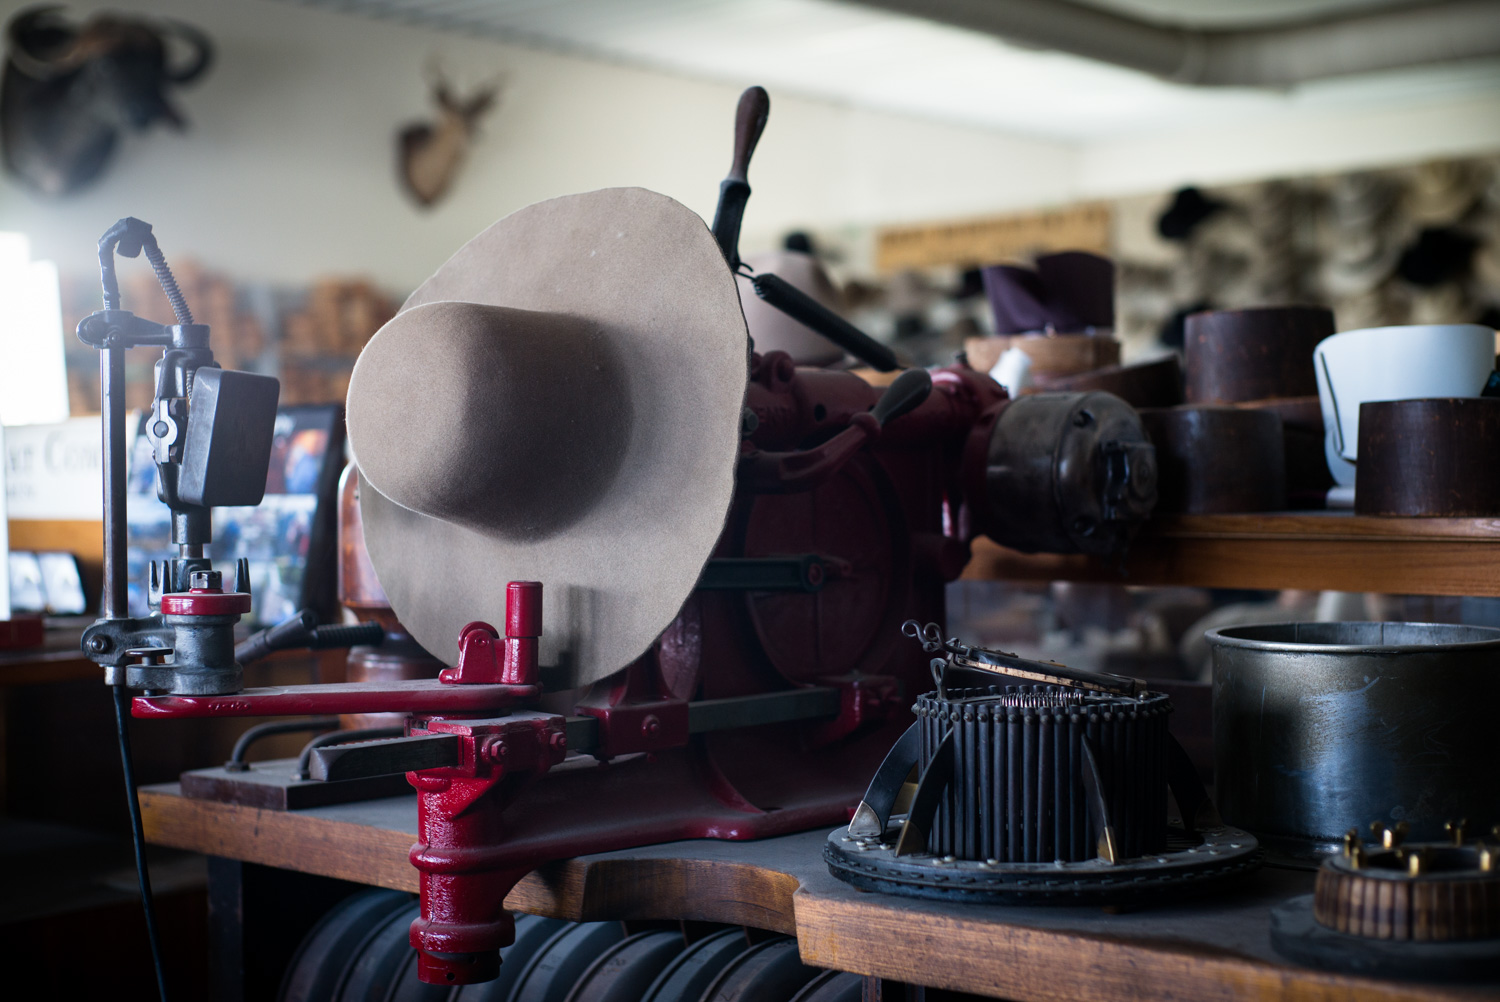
[87,636,110,653]
[641,715,661,738]
[190,569,222,591]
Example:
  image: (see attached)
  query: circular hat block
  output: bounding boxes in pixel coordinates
[1356,397,1500,516]
[1184,305,1333,403]
[348,188,749,686]
[1139,405,1285,514]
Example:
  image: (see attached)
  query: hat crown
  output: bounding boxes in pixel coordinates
[347,300,631,539]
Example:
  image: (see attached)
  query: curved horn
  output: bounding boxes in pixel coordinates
[4,5,83,80]
[158,19,213,84]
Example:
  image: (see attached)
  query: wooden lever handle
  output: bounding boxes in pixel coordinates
[727,86,770,183]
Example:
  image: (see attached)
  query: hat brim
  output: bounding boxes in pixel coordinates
[352,188,749,686]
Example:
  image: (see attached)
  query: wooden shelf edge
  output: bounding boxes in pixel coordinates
[964,534,1500,597]
[138,786,1497,1002]
[1148,513,1500,542]
[792,888,1485,1002]
[137,786,798,934]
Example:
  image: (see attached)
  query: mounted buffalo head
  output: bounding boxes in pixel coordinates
[1,5,213,195]
[398,63,501,208]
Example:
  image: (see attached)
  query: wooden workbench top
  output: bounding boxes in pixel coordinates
[140,784,1497,1001]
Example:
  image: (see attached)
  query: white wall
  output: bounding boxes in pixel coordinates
[0,0,1077,291]
[1078,89,1500,198]
[2,0,1495,293]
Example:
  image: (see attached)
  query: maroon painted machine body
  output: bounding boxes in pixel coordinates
[139,354,1025,983]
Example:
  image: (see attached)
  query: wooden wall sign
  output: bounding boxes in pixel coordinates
[874,202,1111,273]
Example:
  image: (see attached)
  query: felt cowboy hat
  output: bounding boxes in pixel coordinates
[346,187,749,687]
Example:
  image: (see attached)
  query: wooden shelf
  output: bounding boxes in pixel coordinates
[140,785,1496,1002]
[965,512,1500,597]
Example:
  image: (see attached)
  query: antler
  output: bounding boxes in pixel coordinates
[5,5,84,80]
[159,19,213,83]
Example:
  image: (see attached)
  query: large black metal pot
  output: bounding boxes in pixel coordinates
[1207,621,1500,864]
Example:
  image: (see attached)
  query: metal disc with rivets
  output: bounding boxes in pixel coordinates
[824,818,1260,905]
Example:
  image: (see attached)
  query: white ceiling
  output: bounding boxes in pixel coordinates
[290,0,1500,142]
[1072,0,1426,28]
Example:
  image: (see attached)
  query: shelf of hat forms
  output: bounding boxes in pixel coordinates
[964,512,1500,598]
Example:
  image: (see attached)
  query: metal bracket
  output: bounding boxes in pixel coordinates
[697,555,842,593]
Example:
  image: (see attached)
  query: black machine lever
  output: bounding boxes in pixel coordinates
[697,554,835,593]
[710,86,900,373]
[872,368,932,425]
[710,85,769,270]
[750,273,899,372]
[234,609,385,665]
[310,733,460,782]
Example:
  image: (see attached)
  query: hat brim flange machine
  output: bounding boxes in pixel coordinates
[83,87,1161,986]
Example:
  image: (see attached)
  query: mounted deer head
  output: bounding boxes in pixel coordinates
[1,5,213,195]
[398,62,501,208]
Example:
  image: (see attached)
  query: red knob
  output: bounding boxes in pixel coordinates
[506,581,542,638]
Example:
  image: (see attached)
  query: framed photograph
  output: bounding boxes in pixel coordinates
[7,551,45,613]
[38,551,87,615]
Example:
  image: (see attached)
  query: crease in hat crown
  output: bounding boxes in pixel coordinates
[348,299,632,542]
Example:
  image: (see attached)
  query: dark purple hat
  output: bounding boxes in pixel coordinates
[980,251,1114,335]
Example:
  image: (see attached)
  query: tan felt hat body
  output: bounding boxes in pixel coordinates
[347,187,749,686]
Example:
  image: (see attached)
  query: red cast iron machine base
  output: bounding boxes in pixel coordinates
[135,355,1113,985]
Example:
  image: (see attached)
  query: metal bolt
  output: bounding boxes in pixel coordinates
[481,737,505,763]
[190,569,222,591]
[88,636,110,653]
[641,715,661,738]
[1342,828,1361,860]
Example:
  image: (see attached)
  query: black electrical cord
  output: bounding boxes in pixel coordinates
[113,684,171,1002]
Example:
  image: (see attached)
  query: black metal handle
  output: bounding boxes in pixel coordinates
[235,609,316,664]
[698,555,827,593]
[235,610,385,664]
[308,732,458,782]
[751,273,899,372]
[224,717,337,772]
[871,368,932,426]
[307,622,386,650]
